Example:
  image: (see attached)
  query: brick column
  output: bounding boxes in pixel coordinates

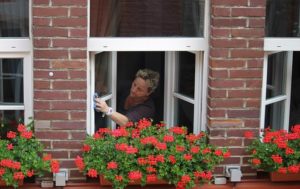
[32,0,87,180]
[208,0,266,177]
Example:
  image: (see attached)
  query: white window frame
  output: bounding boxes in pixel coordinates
[87,0,210,134]
[0,0,32,124]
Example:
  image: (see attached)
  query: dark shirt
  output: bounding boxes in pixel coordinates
[117,89,155,123]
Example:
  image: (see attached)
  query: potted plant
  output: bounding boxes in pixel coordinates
[0,121,60,188]
[75,118,230,189]
[245,125,300,181]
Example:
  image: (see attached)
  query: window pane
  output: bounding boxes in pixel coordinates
[266,0,300,37]
[0,59,23,104]
[95,100,112,131]
[174,98,193,133]
[0,110,24,139]
[90,0,205,37]
[175,52,195,98]
[265,101,284,130]
[289,52,300,127]
[95,52,112,96]
[266,52,286,99]
[0,0,29,37]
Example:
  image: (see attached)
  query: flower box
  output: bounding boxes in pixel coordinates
[270,172,300,182]
[99,174,168,186]
[75,119,230,189]
[0,178,23,187]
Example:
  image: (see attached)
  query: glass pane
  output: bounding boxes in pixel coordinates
[95,52,112,97]
[266,0,300,37]
[0,110,24,139]
[90,0,205,37]
[289,52,300,128]
[0,0,29,37]
[175,52,195,98]
[0,59,23,104]
[174,98,194,133]
[95,100,112,131]
[266,52,286,99]
[265,101,284,130]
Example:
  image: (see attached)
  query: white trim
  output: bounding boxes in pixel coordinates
[87,52,95,134]
[0,105,24,110]
[111,51,117,129]
[194,52,202,134]
[0,39,32,52]
[173,93,195,104]
[264,38,300,51]
[23,54,33,124]
[164,52,175,127]
[284,52,293,130]
[88,38,205,51]
[265,95,287,105]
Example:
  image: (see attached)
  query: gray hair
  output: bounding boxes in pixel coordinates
[136,69,160,93]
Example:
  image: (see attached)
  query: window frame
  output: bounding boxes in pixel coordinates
[0,0,32,124]
[87,0,210,134]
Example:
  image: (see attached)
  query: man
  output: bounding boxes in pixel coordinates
[95,69,160,126]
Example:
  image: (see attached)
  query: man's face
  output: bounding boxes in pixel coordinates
[129,77,151,98]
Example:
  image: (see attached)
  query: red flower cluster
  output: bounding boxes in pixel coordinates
[76,119,230,189]
[246,124,300,174]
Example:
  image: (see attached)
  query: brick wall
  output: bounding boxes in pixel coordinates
[208,0,266,178]
[32,0,87,180]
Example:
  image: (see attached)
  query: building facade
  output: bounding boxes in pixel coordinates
[1,0,300,182]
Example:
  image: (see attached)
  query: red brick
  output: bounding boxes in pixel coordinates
[249,39,264,48]
[208,129,226,137]
[53,18,87,27]
[34,101,50,110]
[34,80,50,89]
[40,141,51,149]
[209,80,244,88]
[35,91,69,100]
[35,131,69,139]
[70,29,87,38]
[70,111,86,120]
[208,109,226,117]
[70,132,86,140]
[70,50,87,59]
[52,60,86,69]
[221,157,241,164]
[52,39,87,48]
[70,151,83,159]
[52,0,87,6]
[209,99,244,108]
[34,39,51,48]
[232,8,265,17]
[49,151,69,159]
[210,59,246,68]
[34,50,68,59]
[33,7,68,17]
[209,119,243,127]
[32,18,51,26]
[231,49,264,58]
[244,119,260,128]
[249,18,265,28]
[35,111,69,120]
[52,81,86,90]
[34,60,50,69]
[231,28,265,38]
[249,0,267,7]
[51,101,86,110]
[209,69,228,78]
[227,110,260,118]
[211,28,231,38]
[34,70,69,79]
[246,99,261,108]
[208,89,227,98]
[230,70,262,78]
[228,147,247,156]
[33,0,50,5]
[69,169,85,178]
[210,138,243,147]
[69,71,86,79]
[211,39,247,48]
[211,0,248,6]
[210,49,230,58]
[51,121,86,130]
[70,7,87,17]
[212,7,231,17]
[60,160,77,169]
[33,27,68,37]
[53,141,83,149]
[71,91,86,99]
[228,90,261,98]
[245,80,262,88]
[247,59,263,68]
[212,18,247,27]
[227,129,247,137]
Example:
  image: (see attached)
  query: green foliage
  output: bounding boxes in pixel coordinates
[75,119,230,189]
[246,125,300,174]
[0,120,59,188]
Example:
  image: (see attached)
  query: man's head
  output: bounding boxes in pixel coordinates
[129,69,160,98]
